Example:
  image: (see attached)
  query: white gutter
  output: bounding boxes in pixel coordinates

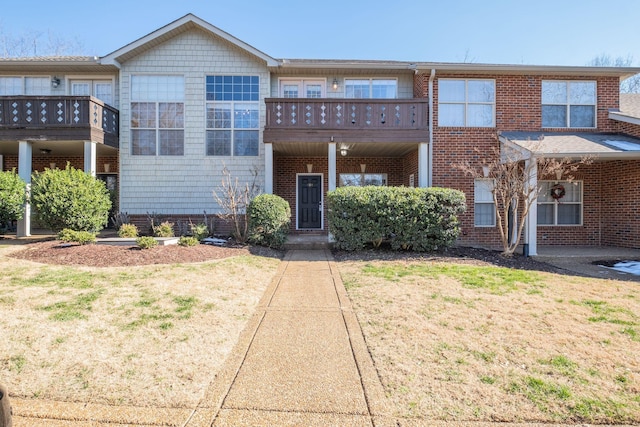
[428,69,435,187]
[609,111,640,126]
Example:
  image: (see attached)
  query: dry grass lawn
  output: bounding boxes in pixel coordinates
[339,258,640,424]
[0,243,280,408]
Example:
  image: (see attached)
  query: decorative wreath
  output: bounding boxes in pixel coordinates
[550,184,566,200]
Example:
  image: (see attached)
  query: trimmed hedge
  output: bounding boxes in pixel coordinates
[247,194,291,249]
[0,170,26,227]
[327,186,466,251]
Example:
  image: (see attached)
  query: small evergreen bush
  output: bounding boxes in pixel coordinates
[57,228,97,245]
[327,186,466,252]
[31,164,111,232]
[190,223,209,241]
[178,236,199,247]
[0,170,26,228]
[153,221,174,237]
[136,236,158,249]
[247,194,291,249]
[118,223,138,238]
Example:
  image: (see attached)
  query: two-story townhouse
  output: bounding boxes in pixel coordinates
[2,13,640,255]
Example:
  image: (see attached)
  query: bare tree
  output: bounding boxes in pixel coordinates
[588,54,640,93]
[212,165,261,243]
[0,24,85,57]
[457,141,592,256]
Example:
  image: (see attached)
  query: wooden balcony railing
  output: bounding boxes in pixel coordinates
[264,98,428,143]
[0,96,119,147]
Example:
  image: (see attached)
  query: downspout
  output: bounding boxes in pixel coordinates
[428,69,436,187]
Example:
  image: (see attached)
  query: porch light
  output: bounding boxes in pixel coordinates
[339,143,351,157]
[51,77,60,88]
[332,78,338,90]
[40,148,51,155]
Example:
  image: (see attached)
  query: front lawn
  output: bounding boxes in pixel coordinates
[339,258,640,423]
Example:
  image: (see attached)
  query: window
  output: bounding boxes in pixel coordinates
[130,75,184,156]
[206,75,260,156]
[537,181,582,225]
[345,79,397,99]
[339,173,387,187]
[0,76,50,95]
[474,179,495,227]
[542,81,596,128]
[279,79,324,98]
[438,79,495,127]
[71,80,114,106]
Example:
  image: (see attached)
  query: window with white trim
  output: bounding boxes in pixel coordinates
[537,181,582,225]
[474,179,496,227]
[542,81,596,128]
[345,79,397,99]
[71,80,114,106]
[206,75,260,156]
[279,79,325,98]
[339,173,387,187]
[0,76,51,95]
[439,79,495,127]
[130,75,185,156]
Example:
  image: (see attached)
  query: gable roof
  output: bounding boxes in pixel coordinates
[609,93,640,125]
[100,14,278,68]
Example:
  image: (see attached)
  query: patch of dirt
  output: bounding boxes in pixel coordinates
[6,238,283,267]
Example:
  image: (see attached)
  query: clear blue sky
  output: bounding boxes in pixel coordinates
[1,0,638,66]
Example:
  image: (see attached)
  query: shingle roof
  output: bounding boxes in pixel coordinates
[619,94,640,119]
[500,131,640,159]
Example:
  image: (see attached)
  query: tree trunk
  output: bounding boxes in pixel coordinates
[0,383,12,427]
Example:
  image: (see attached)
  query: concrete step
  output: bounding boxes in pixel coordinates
[284,235,331,250]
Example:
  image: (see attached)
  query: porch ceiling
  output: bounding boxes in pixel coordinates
[499,132,640,160]
[0,140,118,156]
[271,141,418,157]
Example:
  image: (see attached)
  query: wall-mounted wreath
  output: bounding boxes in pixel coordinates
[550,183,566,200]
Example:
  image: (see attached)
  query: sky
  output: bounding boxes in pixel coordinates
[0,0,638,66]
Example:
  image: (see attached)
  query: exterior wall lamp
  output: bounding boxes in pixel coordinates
[51,77,60,88]
[332,78,338,91]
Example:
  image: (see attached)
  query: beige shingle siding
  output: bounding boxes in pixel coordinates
[119,29,268,214]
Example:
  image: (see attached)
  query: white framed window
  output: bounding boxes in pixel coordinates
[0,77,23,95]
[339,173,387,187]
[0,76,51,95]
[206,75,260,156]
[537,181,582,226]
[130,75,185,156]
[542,81,596,128]
[438,79,495,127]
[345,79,397,99]
[474,179,496,227]
[279,79,325,98]
[71,80,114,106]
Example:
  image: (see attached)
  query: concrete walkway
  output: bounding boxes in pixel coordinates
[184,249,391,426]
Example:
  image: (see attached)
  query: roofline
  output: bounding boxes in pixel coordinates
[499,135,640,160]
[415,62,640,78]
[100,13,278,68]
[275,59,416,71]
[609,111,640,126]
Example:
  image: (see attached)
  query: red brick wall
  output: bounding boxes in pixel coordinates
[619,121,640,138]
[600,161,640,248]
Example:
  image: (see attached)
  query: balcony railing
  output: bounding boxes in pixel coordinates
[0,96,119,147]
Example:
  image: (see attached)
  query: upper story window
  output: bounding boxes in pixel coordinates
[279,79,324,98]
[71,80,114,106]
[0,76,51,95]
[345,79,397,99]
[130,75,184,156]
[206,75,260,157]
[438,79,495,127]
[542,81,596,128]
[537,181,582,226]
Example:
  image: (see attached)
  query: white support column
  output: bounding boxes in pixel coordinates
[524,158,538,256]
[328,142,336,191]
[17,141,32,237]
[264,143,273,194]
[418,142,429,188]
[84,141,97,177]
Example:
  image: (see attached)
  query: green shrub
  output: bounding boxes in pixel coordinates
[247,194,291,249]
[118,223,138,238]
[153,221,174,237]
[136,236,158,249]
[0,170,26,228]
[190,223,209,241]
[326,186,466,252]
[57,228,97,245]
[178,236,199,247]
[31,164,111,232]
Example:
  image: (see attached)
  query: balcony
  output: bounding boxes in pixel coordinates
[0,96,119,148]
[264,98,428,143]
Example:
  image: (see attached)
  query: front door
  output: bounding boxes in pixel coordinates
[298,175,322,229]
